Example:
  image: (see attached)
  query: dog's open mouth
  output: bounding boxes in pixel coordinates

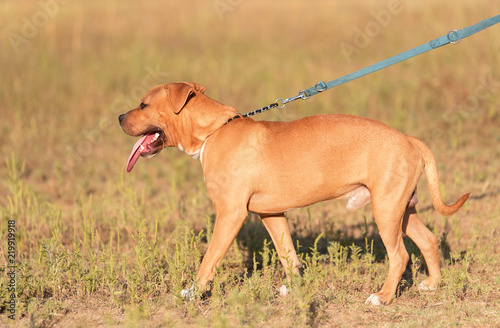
[126,130,166,172]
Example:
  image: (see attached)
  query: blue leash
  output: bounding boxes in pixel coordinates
[230,14,500,122]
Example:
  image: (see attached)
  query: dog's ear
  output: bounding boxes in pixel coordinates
[168,82,206,114]
[182,82,206,94]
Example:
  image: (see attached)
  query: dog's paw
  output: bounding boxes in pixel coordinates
[279,284,289,296]
[181,286,194,300]
[365,294,383,306]
[418,282,437,291]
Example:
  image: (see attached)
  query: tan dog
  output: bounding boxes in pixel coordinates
[118,82,469,305]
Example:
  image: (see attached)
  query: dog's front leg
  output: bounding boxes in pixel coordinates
[195,207,248,289]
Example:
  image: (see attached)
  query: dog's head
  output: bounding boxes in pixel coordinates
[119,82,238,172]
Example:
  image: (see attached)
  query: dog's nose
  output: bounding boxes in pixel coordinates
[118,114,125,123]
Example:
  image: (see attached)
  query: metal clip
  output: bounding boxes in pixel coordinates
[275,98,286,109]
[275,89,310,109]
[298,89,310,99]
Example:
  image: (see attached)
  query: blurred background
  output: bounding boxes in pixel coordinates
[1,0,498,206]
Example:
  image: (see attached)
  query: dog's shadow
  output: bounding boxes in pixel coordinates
[231,211,453,290]
[231,189,499,277]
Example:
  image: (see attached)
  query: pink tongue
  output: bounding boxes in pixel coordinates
[126,133,156,172]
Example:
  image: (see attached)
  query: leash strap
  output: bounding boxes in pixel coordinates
[299,14,500,100]
[230,14,500,122]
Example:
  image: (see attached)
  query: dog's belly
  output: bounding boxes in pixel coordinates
[247,168,367,214]
[248,187,356,214]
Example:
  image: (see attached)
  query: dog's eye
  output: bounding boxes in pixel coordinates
[140,102,148,110]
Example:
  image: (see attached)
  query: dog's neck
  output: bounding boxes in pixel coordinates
[174,101,238,160]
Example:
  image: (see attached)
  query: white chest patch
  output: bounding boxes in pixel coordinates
[177,138,209,162]
[177,143,201,160]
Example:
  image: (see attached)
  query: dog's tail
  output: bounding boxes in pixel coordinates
[408,136,470,216]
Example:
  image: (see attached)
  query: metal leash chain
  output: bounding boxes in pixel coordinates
[225,91,309,124]
[226,14,500,125]
[225,102,278,124]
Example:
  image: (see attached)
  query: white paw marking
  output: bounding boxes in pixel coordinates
[279,284,289,296]
[418,282,437,291]
[365,294,383,306]
[181,285,194,300]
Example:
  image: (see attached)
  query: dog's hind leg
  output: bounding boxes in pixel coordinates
[261,214,301,276]
[402,206,441,290]
[366,188,412,305]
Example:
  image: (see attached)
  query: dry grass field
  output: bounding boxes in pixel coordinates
[1,0,500,327]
